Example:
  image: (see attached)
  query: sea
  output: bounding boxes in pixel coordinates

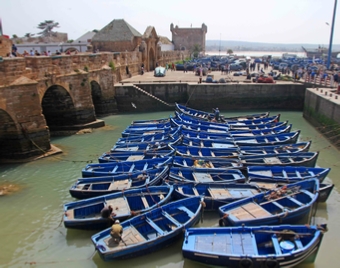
[206,51,307,58]
[0,110,339,268]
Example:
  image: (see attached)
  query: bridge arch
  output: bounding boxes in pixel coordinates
[41,84,77,130]
[0,110,21,159]
[90,80,104,116]
[149,47,155,71]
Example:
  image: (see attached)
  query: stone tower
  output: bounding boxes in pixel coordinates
[170,23,207,54]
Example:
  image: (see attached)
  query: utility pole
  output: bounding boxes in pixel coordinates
[219,33,221,56]
[327,0,337,69]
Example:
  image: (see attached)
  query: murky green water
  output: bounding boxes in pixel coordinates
[0,111,339,268]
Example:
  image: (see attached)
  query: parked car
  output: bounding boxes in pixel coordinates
[229,64,243,71]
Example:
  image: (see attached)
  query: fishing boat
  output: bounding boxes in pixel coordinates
[181,131,300,147]
[70,166,170,199]
[240,152,319,168]
[175,111,288,130]
[182,224,327,268]
[168,167,246,184]
[175,103,270,122]
[116,127,181,144]
[98,149,176,163]
[247,166,331,182]
[130,117,170,126]
[91,196,203,261]
[248,178,334,203]
[218,178,319,226]
[172,156,243,170]
[81,156,173,177]
[64,185,173,230]
[239,141,312,155]
[173,183,261,210]
[170,144,240,159]
[179,125,292,140]
[121,124,173,137]
[111,140,171,152]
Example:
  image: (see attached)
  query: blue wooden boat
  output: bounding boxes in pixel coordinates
[175,103,270,122]
[179,125,289,138]
[168,167,246,184]
[175,111,288,130]
[70,166,170,199]
[64,185,173,230]
[91,196,203,261]
[170,144,240,158]
[174,118,292,136]
[121,124,173,137]
[116,127,181,144]
[182,224,327,268]
[173,183,261,210]
[172,156,243,169]
[239,141,312,155]
[218,178,319,226]
[240,152,319,168]
[181,131,300,147]
[98,149,176,163]
[131,117,170,126]
[248,178,334,203]
[81,157,173,177]
[247,166,330,182]
[111,141,171,152]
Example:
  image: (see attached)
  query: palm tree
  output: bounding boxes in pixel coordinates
[37,20,59,37]
[191,44,202,58]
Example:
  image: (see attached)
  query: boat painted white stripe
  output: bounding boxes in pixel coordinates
[194,253,219,259]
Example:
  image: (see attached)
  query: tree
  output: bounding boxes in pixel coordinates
[37,20,59,37]
[191,44,202,58]
[92,29,99,33]
[227,49,233,55]
[12,34,18,39]
[25,33,35,38]
[67,39,74,43]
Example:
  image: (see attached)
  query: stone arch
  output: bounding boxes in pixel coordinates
[64,47,79,53]
[41,84,77,130]
[0,109,21,159]
[149,47,155,71]
[90,80,104,116]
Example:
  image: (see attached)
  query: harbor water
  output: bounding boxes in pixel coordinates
[0,110,339,268]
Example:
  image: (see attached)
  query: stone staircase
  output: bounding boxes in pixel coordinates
[132,84,174,107]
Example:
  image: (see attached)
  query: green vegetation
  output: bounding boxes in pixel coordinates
[12,34,18,39]
[227,49,233,55]
[191,44,202,58]
[109,61,115,71]
[37,20,59,37]
[67,40,74,43]
[84,66,89,72]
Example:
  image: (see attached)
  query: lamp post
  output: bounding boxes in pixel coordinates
[327,0,338,69]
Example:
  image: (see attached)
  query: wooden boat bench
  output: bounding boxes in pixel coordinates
[271,235,282,255]
[141,196,149,208]
[193,172,214,183]
[109,179,131,191]
[229,202,272,220]
[104,225,146,248]
[106,197,131,216]
[287,196,304,206]
[126,155,145,161]
[145,217,165,236]
[208,188,232,199]
[162,211,182,228]
[192,188,200,196]
[177,206,195,218]
[231,232,258,255]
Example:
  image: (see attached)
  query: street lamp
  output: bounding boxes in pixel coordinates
[327,0,338,69]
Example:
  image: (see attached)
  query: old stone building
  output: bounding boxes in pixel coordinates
[0,36,12,57]
[170,23,207,54]
[92,19,143,52]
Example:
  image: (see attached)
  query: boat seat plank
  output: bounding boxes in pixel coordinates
[177,187,184,195]
[128,164,135,172]
[287,196,304,206]
[294,237,303,249]
[251,170,273,177]
[231,232,258,255]
[195,235,232,254]
[233,202,272,219]
[104,225,146,248]
[162,211,181,228]
[126,155,145,161]
[271,235,282,255]
[300,189,315,199]
[193,172,214,183]
[145,217,165,235]
[106,197,131,216]
[271,201,285,211]
[192,188,200,196]
[252,182,277,190]
[264,157,282,165]
[177,206,195,218]
[141,196,149,208]
[108,179,131,191]
[208,188,232,199]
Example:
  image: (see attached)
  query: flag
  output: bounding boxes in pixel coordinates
[0,18,2,36]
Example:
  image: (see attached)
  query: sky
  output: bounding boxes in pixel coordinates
[1,0,339,45]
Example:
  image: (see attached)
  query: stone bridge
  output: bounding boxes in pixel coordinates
[0,50,186,161]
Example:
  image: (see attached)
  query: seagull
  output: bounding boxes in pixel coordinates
[131,102,137,109]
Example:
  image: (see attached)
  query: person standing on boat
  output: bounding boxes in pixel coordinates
[213,108,220,121]
[101,205,113,218]
[110,220,123,243]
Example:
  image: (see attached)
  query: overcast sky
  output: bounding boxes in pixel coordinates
[1,0,339,45]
